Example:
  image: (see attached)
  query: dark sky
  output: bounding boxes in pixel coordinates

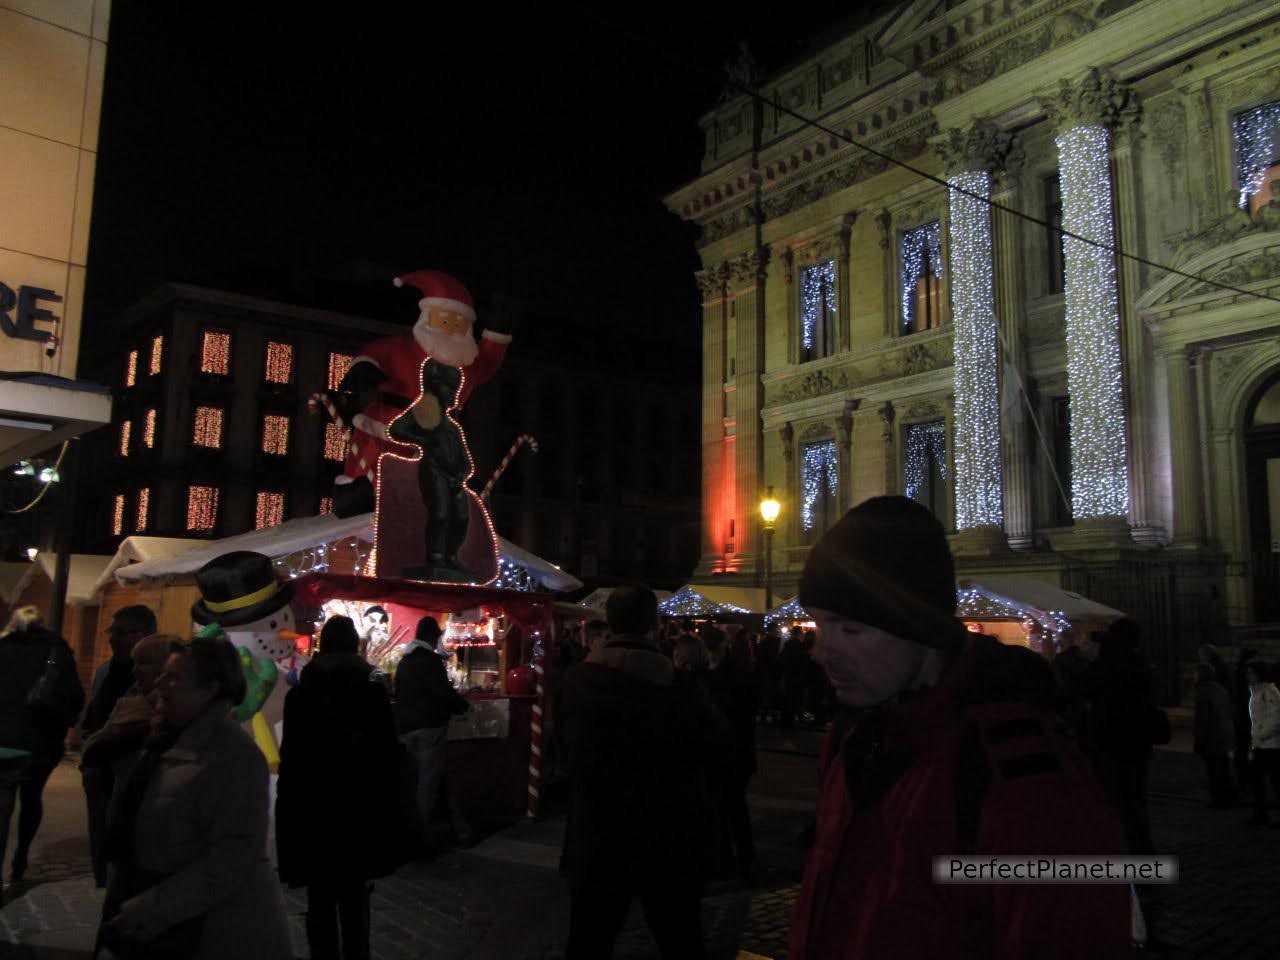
[83,1,864,358]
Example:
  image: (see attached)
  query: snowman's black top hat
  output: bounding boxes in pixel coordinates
[191,551,294,628]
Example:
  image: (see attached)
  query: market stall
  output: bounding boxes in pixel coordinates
[658,584,767,630]
[291,573,556,820]
[764,596,815,634]
[956,577,1124,655]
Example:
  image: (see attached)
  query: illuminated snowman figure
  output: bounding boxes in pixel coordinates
[191,551,304,769]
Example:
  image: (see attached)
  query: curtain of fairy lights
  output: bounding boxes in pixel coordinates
[1233,101,1280,208]
[947,170,1002,529]
[900,221,942,332]
[801,440,838,532]
[1056,124,1129,519]
[904,421,947,503]
[800,259,836,359]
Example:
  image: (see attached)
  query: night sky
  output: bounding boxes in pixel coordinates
[83,1,867,358]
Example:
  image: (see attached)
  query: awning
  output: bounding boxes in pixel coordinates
[0,374,111,469]
[659,584,768,617]
[109,512,583,594]
[578,586,673,611]
[2,554,112,608]
[957,576,1124,631]
[764,596,811,626]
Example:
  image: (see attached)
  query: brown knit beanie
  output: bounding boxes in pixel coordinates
[799,496,962,649]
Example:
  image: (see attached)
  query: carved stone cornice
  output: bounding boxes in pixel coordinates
[875,208,892,250]
[1172,204,1280,267]
[726,247,770,290]
[695,267,726,302]
[1044,67,1141,133]
[698,203,759,248]
[933,118,1025,177]
[937,9,1095,99]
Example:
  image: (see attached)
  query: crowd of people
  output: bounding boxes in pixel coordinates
[1,495,1280,957]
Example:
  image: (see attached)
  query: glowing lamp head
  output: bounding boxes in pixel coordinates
[759,487,781,528]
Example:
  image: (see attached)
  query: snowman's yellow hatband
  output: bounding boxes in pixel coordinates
[203,581,281,614]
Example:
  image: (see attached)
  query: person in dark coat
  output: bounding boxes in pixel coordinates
[755,630,780,723]
[704,627,760,880]
[560,585,730,959]
[394,617,472,848]
[277,615,402,960]
[1193,662,1237,808]
[1072,617,1158,854]
[0,606,84,888]
[778,628,810,728]
[1233,648,1259,793]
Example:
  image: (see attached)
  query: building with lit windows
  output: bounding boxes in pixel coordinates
[665,0,1280,695]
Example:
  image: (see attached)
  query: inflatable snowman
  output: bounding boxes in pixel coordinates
[191,550,305,770]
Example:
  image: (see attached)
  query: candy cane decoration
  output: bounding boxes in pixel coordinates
[480,434,539,501]
[527,653,546,818]
[307,391,344,427]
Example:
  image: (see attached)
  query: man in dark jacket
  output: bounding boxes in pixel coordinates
[561,585,728,959]
[0,607,84,888]
[1192,662,1237,808]
[788,498,1130,960]
[703,626,759,880]
[278,615,402,960]
[80,603,155,886]
[394,616,471,849]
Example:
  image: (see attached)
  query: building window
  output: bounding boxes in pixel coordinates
[255,491,285,529]
[1044,175,1065,295]
[118,421,131,457]
[199,331,231,375]
[319,496,333,516]
[900,220,946,334]
[186,485,219,532]
[801,439,838,541]
[264,341,293,384]
[149,335,163,375]
[112,494,125,536]
[193,406,223,448]
[136,488,150,532]
[327,352,354,391]
[1233,100,1280,212]
[143,408,157,448]
[904,420,948,519]
[262,415,290,455]
[323,421,347,461]
[799,259,837,363]
[125,350,138,387]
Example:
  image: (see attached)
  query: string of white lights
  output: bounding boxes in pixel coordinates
[899,221,943,332]
[1056,124,1129,519]
[904,421,947,503]
[947,170,1003,529]
[801,440,838,532]
[800,259,836,356]
[1232,100,1280,208]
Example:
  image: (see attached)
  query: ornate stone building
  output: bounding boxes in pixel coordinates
[664,0,1280,695]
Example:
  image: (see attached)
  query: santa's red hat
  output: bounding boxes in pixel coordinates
[393,269,476,324]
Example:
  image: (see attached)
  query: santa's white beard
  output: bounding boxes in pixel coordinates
[414,322,479,367]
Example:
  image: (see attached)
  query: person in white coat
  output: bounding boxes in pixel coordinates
[1244,661,1280,827]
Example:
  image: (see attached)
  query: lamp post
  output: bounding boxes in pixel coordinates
[759,486,781,613]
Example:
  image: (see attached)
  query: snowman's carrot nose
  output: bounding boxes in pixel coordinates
[277,630,304,642]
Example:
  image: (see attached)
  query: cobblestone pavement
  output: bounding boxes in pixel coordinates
[3,728,1279,959]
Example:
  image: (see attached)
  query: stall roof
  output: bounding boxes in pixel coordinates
[0,562,33,608]
[579,586,673,611]
[660,584,768,616]
[107,512,582,594]
[39,553,113,606]
[957,577,1124,621]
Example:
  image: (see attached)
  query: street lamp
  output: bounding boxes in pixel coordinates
[759,486,781,613]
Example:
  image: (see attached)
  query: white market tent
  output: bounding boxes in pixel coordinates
[4,553,113,607]
[104,512,582,594]
[957,576,1124,634]
[659,584,768,617]
[578,586,673,612]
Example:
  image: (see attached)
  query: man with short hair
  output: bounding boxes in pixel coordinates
[81,604,156,887]
[560,585,728,959]
[789,497,1130,959]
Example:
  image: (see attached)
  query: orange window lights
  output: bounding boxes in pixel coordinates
[264,341,293,383]
[143,409,157,448]
[319,496,333,515]
[262,415,289,455]
[200,331,231,374]
[119,420,131,456]
[125,350,138,387]
[187,485,219,532]
[112,494,125,536]
[150,335,163,375]
[136,488,150,532]
[327,352,354,391]
[255,491,285,529]
[193,406,223,448]
[323,421,346,461]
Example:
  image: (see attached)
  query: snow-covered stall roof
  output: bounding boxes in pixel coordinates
[764,596,811,627]
[39,553,113,606]
[957,576,1124,632]
[89,536,199,597]
[0,562,35,608]
[659,584,767,617]
[108,512,582,594]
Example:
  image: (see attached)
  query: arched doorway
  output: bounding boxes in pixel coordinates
[1245,372,1280,621]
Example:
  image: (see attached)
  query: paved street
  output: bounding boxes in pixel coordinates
[2,724,1278,959]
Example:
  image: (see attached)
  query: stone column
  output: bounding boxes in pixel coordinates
[876,209,894,338]
[781,248,796,364]
[836,215,855,352]
[1165,348,1205,545]
[878,401,896,495]
[936,120,1020,553]
[778,421,796,547]
[992,168,1034,549]
[696,265,728,568]
[1047,69,1138,538]
[731,249,769,570]
[832,402,855,515]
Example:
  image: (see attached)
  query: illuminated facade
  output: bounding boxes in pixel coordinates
[665,0,1280,688]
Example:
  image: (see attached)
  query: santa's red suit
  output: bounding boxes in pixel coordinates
[340,329,510,487]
